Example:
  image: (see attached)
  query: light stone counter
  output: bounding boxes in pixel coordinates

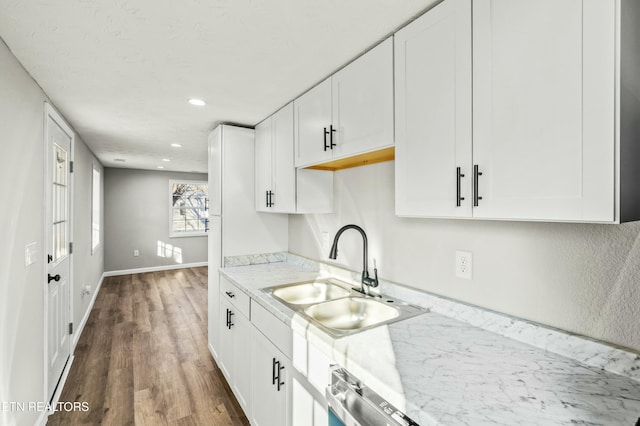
[220,254,640,426]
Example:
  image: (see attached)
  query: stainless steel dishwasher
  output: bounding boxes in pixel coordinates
[326,367,420,426]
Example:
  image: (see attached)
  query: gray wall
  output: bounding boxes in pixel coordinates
[0,38,104,426]
[73,141,104,331]
[289,161,640,352]
[104,168,208,272]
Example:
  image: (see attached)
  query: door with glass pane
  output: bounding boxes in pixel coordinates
[45,104,73,400]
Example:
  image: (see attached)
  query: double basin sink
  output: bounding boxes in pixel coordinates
[263,278,428,338]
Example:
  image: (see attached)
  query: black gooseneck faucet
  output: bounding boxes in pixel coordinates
[328,224,379,296]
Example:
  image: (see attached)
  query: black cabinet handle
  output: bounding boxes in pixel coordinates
[266,190,274,207]
[322,127,329,152]
[329,125,336,149]
[456,167,465,207]
[272,357,277,385]
[473,165,483,207]
[225,309,230,328]
[228,311,234,329]
[277,362,285,391]
[225,291,235,298]
[266,190,269,207]
[48,274,60,283]
[324,125,337,151]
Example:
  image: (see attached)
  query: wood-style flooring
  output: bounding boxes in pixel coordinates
[48,267,249,426]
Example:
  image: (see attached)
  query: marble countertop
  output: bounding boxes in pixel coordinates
[220,259,640,425]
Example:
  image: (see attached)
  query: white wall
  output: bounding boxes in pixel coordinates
[104,168,208,272]
[0,38,104,426]
[289,161,640,352]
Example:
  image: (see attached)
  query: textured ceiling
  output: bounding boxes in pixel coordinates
[0,0,438,173]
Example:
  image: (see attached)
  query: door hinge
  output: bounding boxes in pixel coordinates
[70,161,74,173]
[69,242,73,254]
[69,323,73,335]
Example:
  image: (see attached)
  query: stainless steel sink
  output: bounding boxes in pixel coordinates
[270,280,351,305]
[262,278,428,338]
[303,297,399,330]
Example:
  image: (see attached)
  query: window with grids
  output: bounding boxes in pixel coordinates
[170,180,209,237]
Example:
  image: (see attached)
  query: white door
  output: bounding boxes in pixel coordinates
[395,0,472,217]
[332,37,394,160]
[255,117,273,212]
[45,104,73,400]
[472,0,615,221]
[271,102,296,213]
[294,78,332,167]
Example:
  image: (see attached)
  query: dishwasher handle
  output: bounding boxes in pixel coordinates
[326,367,419,426]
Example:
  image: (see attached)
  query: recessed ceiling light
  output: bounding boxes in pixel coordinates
[114,158,126,162]
[188,98,206,106]
[171,143,182,148]
[162,158,171,162]
[157,166,164,169]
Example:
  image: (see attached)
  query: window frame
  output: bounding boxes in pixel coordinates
[91,164,100,254]
[169,179,209,238]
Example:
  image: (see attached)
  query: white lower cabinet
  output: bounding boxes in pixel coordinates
[219,297,251,414]
[217,287,333,426]
[250,325,291,426]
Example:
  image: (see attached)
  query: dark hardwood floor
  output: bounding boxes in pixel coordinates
[48,267,249,426]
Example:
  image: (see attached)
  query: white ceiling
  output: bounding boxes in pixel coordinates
[0,0,438,173]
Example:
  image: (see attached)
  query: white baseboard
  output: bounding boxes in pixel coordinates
[72,273,105,351]
[208,342,219,363]
[36,408,48,426]
[104,261,208,277]
[39,354,75,424]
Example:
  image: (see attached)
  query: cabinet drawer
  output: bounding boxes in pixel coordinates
[220,275,250,319]
[251,300,292,360]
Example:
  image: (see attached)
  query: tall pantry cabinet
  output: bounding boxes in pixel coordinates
[207,125,288,362]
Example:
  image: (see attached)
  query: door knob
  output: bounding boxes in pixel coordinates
[48,274,60,283]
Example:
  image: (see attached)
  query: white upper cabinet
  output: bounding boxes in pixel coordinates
[396,0,631,223]
[294,79,333,167]
[395,0,472,218]
[207,128,222,216]
[331,37,394,160]
[472,0,615,222]
[294,37,394,168]
[256,103,334,214]
[255,103,296,213]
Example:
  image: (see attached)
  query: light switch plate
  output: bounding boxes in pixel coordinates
[25,241,37,267]
[455,251,472,280]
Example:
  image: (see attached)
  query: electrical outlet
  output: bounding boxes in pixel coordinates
[455,251,472,280]
[82,285,91,296]
[134,249,139,257]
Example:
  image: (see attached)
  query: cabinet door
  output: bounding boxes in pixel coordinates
[250,326,290,426]
[231,309,251,415]
[208,127,222,215]
[255,118,273,212]
[271,103,296,213]
[218,299,233,380]
[294,78,333,167]
[332,37,394,159]
[395,0,472,217]
[473,0,615,221]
